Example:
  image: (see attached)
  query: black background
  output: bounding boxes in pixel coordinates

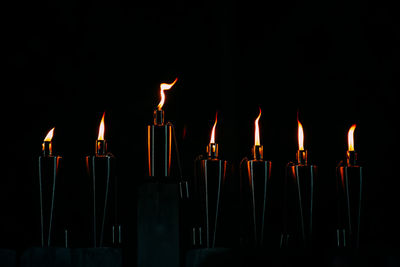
[3,0,400,252]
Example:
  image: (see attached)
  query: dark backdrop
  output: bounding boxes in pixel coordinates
[3,0,399,251]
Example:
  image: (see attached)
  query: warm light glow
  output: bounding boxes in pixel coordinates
[348,124,356,151]
[98,112,105,140]
[157,78,178,110]
[210,113,218,144]
[254,108,261,146]
[298,120,304,150]
[44,127,55,142]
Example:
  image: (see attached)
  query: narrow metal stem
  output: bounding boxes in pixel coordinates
[295,165,306,246]
[204,160,209,248]
[356,167,363,248]
[309,166,314,236]
[38,157,44,247]
[100,156,111,247]
[261,161,268,245]
[212,160,222,248]
[92,156,97,247]
[250,161,257,241]
[47,156,57,247]
[344,167,352,237]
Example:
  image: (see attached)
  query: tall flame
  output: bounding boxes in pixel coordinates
[157,78,178,110]
[298,120,304,151]
[348,124,356,151]
[210,112,218,144]
[44,127,55,142]
[98,112,105,140]
[254,108,261,146]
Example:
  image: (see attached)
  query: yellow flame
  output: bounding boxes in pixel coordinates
[298,120,304,150]
[348,124,356,151]
[157,78,178,110]
[44,127,55,142]
[210,112,218,144]
[98,112,105,140]
[254,108,261,146]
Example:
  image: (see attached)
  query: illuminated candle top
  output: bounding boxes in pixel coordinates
[98,112,105,141]
[207,112,219,159]
[252,108,263,160]
[157,78,178,110]
[347,124,356,152]
[298,120,304,151]
[96,112,107,156]
[254,108,261,146]
[44,127,55,142]
[346,124,357,166]
[296,119,307,165]
[42,127,55,156]
[210,112,218,144]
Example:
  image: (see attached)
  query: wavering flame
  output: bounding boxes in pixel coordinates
[157,78,178,110]
[98,112,105,140]
[298,120,304,151]
[254,108,261,146]
[348,124,356,151]
[210,113,218,144]
[44,127,55,142]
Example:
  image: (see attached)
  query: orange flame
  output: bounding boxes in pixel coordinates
[44,127,55,142]
[298,120,304,150]
[98,112,105,140]
[348,124,356,151]
[210,112,218,144]
[254,108,261,146]
[157,78,178,110]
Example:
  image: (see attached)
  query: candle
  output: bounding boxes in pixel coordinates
[206,112,219,159]
[147,78,177,177]
[336,124,363,248]
[193,112,228,248]
[86,112,119,248]
[240,108,274,247]
[282,117,317,248]
[39,127,63,247]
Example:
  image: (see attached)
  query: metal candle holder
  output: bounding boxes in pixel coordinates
[138,99,189,266]
[282,151,317,248]
[86,141,120,248]
[38,140,62,247]
[147,109,172,177]
[193,144,227,248]
[336,151,363,248]
[240,145,273,247]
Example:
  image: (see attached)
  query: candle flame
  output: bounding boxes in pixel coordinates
[348,124,356,151]
[98,112,105,140]
[210,112,218,144]
[44,127,55,142]
[298,120,304,151]
[254,108,261,146]
[157,78,178,110]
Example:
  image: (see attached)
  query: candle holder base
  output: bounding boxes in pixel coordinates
[38,155,66,248]
[192,158,228,248]
[336,163,363,248]
[136,178,189,267]
[85,155,120,248]
[282,163,317,248]
[240,159,279,247]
